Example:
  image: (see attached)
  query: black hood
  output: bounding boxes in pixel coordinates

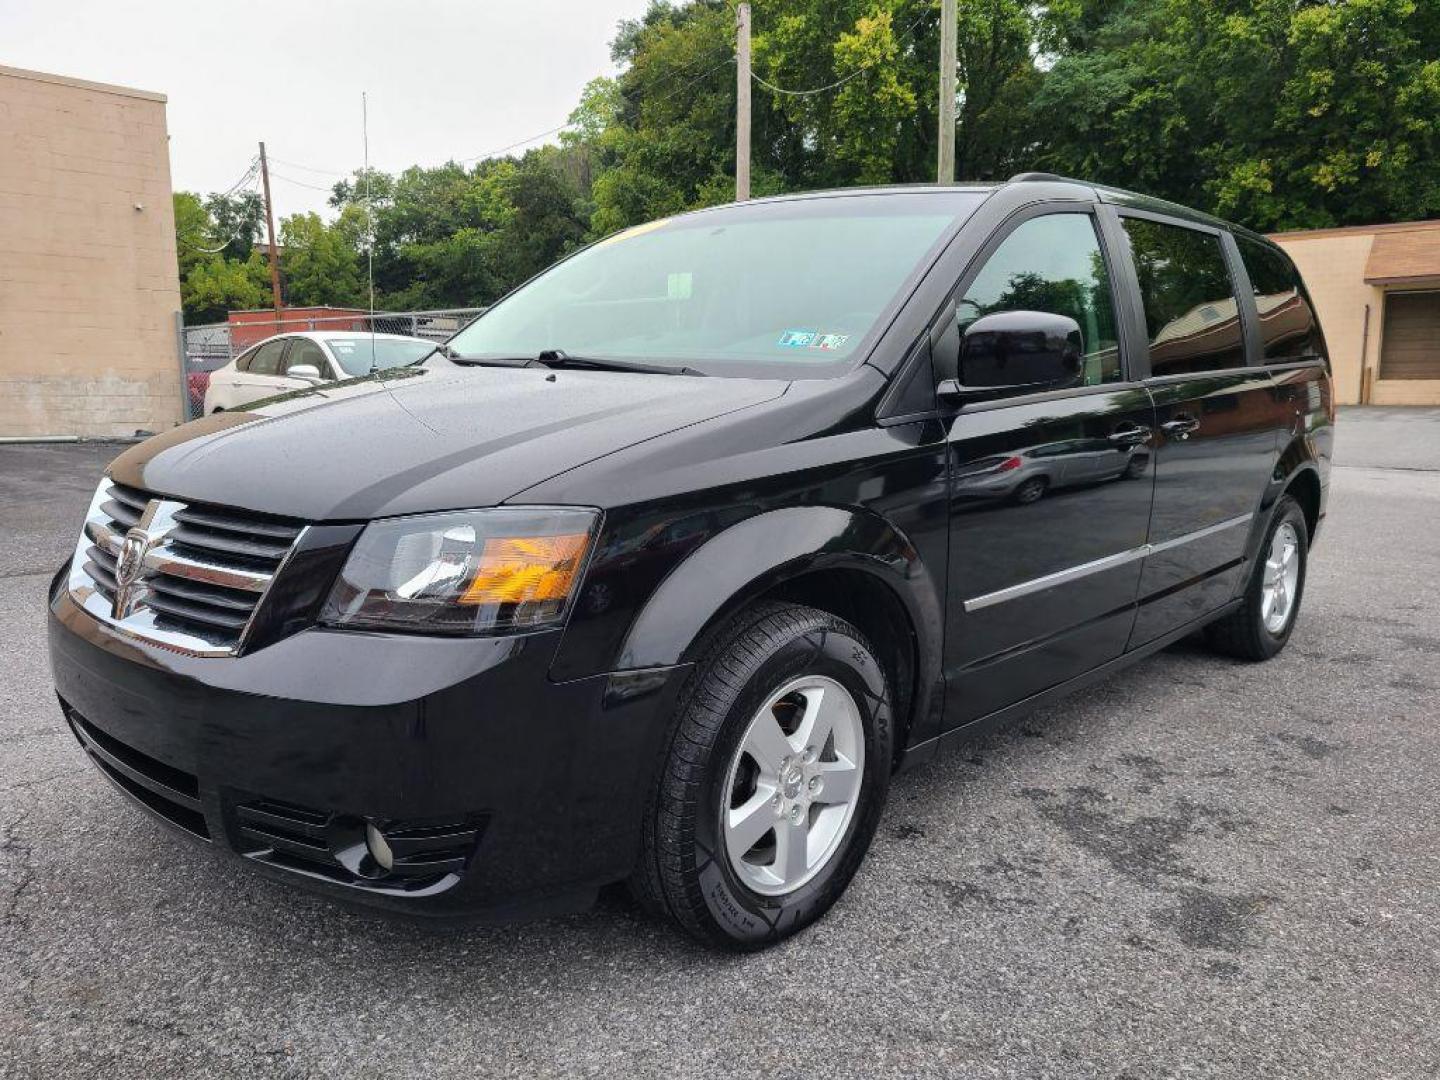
[110,365,787,520]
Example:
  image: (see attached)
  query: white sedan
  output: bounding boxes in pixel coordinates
[202,331,438,413]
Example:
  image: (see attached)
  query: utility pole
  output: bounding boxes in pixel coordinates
[258,141,284,320]
[735,2,751,201]
[937,0,957,183]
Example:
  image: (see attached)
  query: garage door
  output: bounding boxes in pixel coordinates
[1380,292,1440,380]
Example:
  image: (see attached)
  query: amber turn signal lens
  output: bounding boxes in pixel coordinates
[458,533,590,607]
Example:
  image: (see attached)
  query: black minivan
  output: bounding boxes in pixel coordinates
[48,175,1332,948]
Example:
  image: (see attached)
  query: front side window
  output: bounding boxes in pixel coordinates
[1236,236,1323,360]
[247,339,288,376]
[958,213,1123,386]
[448,193,984,378]
[285,339,330,377]
[1121,218,1244,376]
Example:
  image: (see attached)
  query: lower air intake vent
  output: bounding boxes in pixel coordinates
[61,699,209,840]
[233,799,483,892]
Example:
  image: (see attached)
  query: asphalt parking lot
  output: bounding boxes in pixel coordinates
[2,407,1437,1079]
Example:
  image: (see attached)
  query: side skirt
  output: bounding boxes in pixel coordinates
[897,598,1243,771]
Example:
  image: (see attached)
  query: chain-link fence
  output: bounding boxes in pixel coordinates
[177,307,485,419]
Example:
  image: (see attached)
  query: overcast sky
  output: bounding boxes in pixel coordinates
[1,0,653,217]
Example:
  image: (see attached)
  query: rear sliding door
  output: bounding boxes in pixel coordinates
[1109,212,1288,647]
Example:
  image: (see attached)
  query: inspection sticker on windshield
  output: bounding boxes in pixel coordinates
[778,330,849,350]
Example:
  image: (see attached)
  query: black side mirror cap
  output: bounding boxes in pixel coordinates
[956,310,1085,397]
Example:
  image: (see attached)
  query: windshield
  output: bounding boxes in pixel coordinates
[327,337,436,376]
[448,192,983,377]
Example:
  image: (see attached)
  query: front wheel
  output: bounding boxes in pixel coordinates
[1205,495,1308,660]
[632,603,893,949]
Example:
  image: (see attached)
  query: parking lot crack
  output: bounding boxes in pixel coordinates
[1,812,36,930]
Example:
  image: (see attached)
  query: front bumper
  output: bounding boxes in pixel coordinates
[47,569,688,921]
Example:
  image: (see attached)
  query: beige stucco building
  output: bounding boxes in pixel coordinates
[1271,220,1440,406]
[0,65,182,438]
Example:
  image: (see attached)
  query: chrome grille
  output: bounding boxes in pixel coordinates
[67,480,306,656]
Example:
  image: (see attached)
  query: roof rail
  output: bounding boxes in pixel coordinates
[1008,172,1066,183]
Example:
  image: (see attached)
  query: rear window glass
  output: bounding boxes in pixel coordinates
[1121,218,1245,376]
[1236,237,1323,361]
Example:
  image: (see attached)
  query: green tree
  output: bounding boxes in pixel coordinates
[1036,0,1440,230]
[173,192,272,322]
[181,253,271,324]
[279,212,366,308]
[204,190,265,262]
[173,192,215,283]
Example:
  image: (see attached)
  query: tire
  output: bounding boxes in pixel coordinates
[631,602,893,950]
[1205,495,1308,661]
[1014,476,1048,504]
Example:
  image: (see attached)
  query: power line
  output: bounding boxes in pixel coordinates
[247,49,739,199]
[257,47,738,184]
[268,155,344,177]
[749,7,931,97]
[181,168,263,254]
[649,54,737,107]
[457,123,572,165]
[458,53,736,165]
[210,157,260,200]
[268,170,338,193]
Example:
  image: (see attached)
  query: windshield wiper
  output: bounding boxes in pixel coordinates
[530,349,705,377]
[443,354,534,368]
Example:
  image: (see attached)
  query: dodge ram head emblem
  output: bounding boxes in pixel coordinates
[113,527,152,620]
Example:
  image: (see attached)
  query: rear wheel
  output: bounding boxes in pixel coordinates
[1206,495,1308,660]
[632,603,893,949]
[1014,476,1048,504]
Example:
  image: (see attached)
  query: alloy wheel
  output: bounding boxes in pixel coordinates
[720,675,864,897]
[1261,521,1301,634]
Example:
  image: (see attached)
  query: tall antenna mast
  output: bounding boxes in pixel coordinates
[363,92,377,371]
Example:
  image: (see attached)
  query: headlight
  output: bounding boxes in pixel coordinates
[320,508,600,635]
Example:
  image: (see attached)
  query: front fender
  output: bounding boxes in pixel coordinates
[615,505,941,673]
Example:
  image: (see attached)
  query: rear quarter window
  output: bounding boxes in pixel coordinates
[1236,236,1324,361]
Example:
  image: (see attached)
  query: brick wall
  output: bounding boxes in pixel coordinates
[0,65,182,437]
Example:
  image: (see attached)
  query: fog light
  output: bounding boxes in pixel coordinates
[365,822,395,871]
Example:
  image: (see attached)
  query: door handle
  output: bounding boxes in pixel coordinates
[1109,424,1152,445]
[1160,415,1200,440]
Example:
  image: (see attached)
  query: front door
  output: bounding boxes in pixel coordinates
[1110,214,1286,646]
[942,210,1156,726]
[279,338,333,392]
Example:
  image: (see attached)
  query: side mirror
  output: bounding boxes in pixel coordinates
[938,311,1084,404]
[286,364,323,382]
